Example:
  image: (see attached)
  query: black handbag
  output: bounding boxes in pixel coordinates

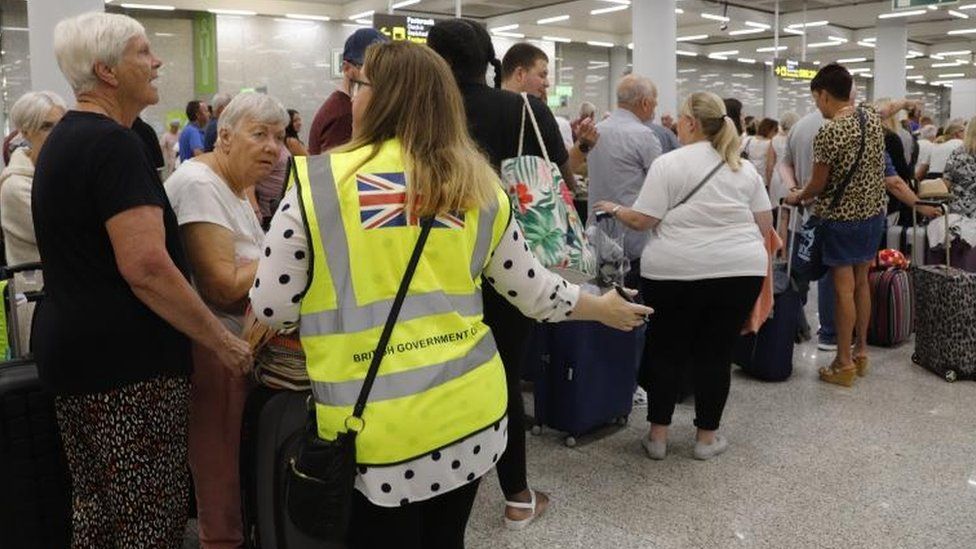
[283,216,435,541]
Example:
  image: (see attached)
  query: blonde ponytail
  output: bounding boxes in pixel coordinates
[681,92,743,171]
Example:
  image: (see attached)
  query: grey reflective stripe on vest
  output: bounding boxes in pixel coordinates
[470,199,498,279]
[312,331,496,407]
[302,290,482,335]
[302,154,500,336]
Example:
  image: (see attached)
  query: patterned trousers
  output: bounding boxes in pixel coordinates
[55,376,190,549]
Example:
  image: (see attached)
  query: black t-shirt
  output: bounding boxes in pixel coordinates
[458,82,569,170]
[31,111,192,395]
[132,116,165,173]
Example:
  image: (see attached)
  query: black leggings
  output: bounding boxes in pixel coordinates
[639,276,764,431]
[482,283,534,498]
[347,478,481,549]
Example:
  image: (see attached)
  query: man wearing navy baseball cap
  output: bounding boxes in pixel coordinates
[308,28,389,154]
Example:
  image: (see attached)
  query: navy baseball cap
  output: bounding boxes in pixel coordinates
[343,28,389,66]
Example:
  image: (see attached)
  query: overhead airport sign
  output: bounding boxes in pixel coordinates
[773,59,818,81]
[374,13,436,44]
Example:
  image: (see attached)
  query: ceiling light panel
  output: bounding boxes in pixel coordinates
[878,9,926,18]
[701,13,730,22]
[677,34,709,41]
[537,15,570,25]
[591,5,628,15]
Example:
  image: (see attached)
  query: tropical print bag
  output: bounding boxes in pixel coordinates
[500,93,596,281]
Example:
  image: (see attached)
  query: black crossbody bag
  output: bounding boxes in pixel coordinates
[284,216,435,541]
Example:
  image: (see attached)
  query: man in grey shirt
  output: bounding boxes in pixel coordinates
[647,116,680,154]
[779,109,834,348]
[587,74,662,287]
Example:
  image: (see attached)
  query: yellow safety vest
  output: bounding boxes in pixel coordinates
[293,140,510,466]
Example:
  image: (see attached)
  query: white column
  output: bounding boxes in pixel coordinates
[763,66,778,119]
[27,0,103,103]
[609,46,628,109]
[634,0,676,121]
[873,19,907,101]
[950,79,976,121]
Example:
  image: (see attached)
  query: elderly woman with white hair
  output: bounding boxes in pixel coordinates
[164,91,288,548]
[31,12,252,547]
[0,91,66,349]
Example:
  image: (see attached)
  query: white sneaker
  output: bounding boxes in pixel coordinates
[641,437,667,460]
[693,435,728,461]
[632,387,648,407]
[817,341,838,351]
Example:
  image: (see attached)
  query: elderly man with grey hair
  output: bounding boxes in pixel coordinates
[587,74,663,288]
[31,11,252,546]
[204,90,234,152]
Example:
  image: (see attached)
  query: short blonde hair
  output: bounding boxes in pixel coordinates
[963,116,976,155]
[9,91,67,134]
[779,111,800,133]
[216,92,289,142]
[54,12,146,95]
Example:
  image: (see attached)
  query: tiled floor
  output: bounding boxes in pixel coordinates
[186,304,976,549]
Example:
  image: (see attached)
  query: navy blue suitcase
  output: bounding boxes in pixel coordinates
[733,286,800,381]
[733,206,799,382]
[531,321,644,447]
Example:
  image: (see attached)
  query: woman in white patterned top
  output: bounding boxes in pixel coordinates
[249,41,650,549]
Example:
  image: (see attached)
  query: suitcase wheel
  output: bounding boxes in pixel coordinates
[564,436,577,448]
[615,416,629,426]
[945,370,958,383]
[530,425,542,436]
[911,353,920,365]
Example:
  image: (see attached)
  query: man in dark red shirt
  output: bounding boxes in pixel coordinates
[308,28,388,154]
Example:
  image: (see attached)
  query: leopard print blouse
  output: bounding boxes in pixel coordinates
[812,105,888,221]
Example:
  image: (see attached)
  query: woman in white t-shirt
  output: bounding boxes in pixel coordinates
[164,92,287,548]
[741,117,778,188]
[595,91,772,462]
[917,123,964,179]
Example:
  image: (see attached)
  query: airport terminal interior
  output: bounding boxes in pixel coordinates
[2,1,976,548]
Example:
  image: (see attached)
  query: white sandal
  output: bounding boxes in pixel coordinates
[503,489,548,530]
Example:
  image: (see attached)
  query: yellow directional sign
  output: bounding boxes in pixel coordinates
[774,59,818,81]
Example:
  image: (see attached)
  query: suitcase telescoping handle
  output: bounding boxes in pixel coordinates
[0,262,43,360]
[777,203,798,278]
[915,200,951,268]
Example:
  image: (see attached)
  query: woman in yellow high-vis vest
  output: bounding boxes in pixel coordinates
[250,41,651,549]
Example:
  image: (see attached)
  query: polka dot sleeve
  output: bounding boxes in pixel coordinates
[249,186,307,329]
[483,222,581,322]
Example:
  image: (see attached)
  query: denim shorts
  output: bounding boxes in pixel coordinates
[820,213,885,267]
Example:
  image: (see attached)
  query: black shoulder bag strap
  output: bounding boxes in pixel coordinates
[828,108,867,212]
[350,216,435,422]
[675,161,725,209]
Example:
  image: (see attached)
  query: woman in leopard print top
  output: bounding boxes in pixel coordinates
[786,64,891,388]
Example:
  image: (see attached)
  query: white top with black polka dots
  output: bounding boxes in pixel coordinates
[250,186,581,507]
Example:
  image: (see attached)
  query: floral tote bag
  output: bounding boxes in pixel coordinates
[500,93,596,281]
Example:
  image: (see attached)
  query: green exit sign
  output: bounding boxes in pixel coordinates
[892,0,957,8]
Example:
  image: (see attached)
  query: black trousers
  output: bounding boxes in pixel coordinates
[347,478,481,549]
[639,276,764,431]
[482,284,534,498]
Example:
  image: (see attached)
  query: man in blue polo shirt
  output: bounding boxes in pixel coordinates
[178,99,209,162]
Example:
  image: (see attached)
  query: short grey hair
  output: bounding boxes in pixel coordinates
[920,124,938,140]
[617,75,656,107]
[211,92,234,114]
[779,111,800,133]
[578,101,596,120]
[9,91,68,134]
[217,92,289,141]
[54,12,146,95]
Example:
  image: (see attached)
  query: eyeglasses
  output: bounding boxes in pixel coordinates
[350,78,372,97]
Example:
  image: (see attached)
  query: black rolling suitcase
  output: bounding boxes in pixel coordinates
[241,386,332,549]
[0,262,72,548]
